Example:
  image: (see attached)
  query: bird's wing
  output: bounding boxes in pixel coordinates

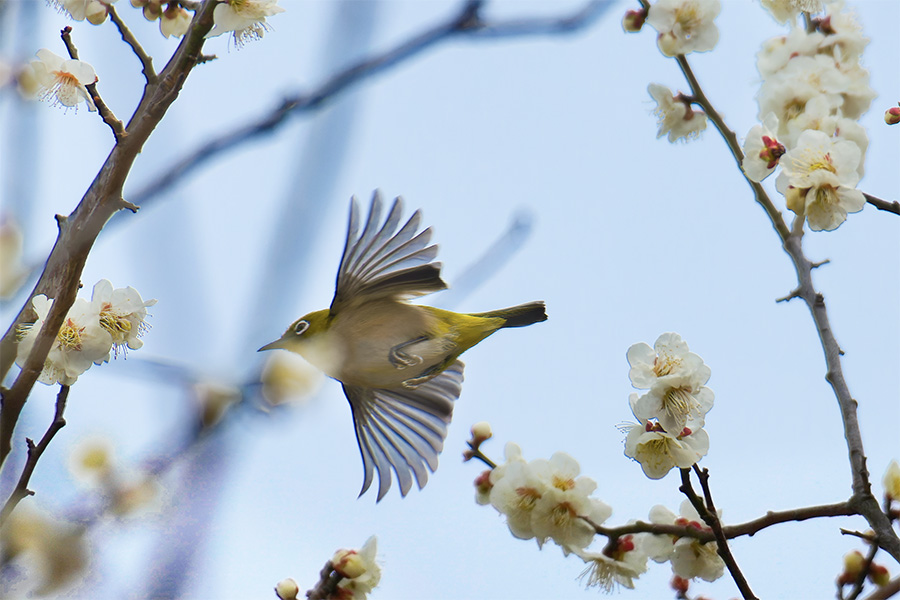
[342,360,464,501]
[330,191,447,313]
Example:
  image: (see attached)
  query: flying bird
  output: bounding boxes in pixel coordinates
[260,191,547,500]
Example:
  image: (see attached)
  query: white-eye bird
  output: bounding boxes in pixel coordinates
[259,191,547,500]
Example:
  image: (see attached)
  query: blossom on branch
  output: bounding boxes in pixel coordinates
[623,420,709,479]
[644,501,725,582]
[332,536,380,600]
[648,84,707,143]
[16,295,112,385]
[90,278,156,360]
[760,0,823,25]
[206,0,285,48]
[646,0,721,57]
[28,49,97,112]
[775,129,865,231]
[51,0,117,25]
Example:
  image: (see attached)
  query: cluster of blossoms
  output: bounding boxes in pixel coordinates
[645,500,725,582]
[275,536,380,600]
[622,333,712,479]
[473,438,649,591]
[131,0,194,39]
[51,0,116,25]
[15,279,155,386]
[742,1,874,231]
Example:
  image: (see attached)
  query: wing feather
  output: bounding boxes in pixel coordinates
[343,361,464,501]
[331,191,447,312]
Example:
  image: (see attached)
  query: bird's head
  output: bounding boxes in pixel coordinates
[259,309,332,354]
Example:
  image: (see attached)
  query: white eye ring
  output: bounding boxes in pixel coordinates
[294,320,309,336]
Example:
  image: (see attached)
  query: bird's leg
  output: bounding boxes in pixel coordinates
[389,336,428,369]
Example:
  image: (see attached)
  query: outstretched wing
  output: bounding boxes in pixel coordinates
[342,361,464,501]
[330,191,447,313]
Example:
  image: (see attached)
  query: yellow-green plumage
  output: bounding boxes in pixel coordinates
[260,192,546,501]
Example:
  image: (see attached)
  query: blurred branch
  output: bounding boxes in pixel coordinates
[0,385,68,525]
[60,26,126,141]
[862,576,900,600]
[125,0,613,210]
[864,193,900,215]
[306,560,342,600]
[0,0,219,470]
[844,542,879,600]
[673,51,900,564]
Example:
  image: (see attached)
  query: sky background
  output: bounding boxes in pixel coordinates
[1,0,898,598]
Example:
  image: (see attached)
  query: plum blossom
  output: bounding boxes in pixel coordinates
[742,113,785,182]
[29,49,97,112]
[776,129,865,231]
[16,295,112,385]
[206,0,285,47]
[623,420,709,479]
[575,534,648,592]
[646,0,721,57]
[648,83,707,143]
[645,501,725,582]
[760,0,823,25]
[90,279,156,360]
[333,536,380,599]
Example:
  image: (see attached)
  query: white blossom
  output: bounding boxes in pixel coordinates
[776,129,865,231]
[90,279,156,360]
[760,0,823,25]
[333,536,380,600]
[742,113,785,182]
[623,420,709,479]
[29,49,97,112]
[0,216,28,298]
[756,28,823,80]
[646,0,721,57]
[575,535,648,592]
[160,5,192,38]
[645,501,725,581]
[205,0,285,47]
[16,295,112,385]
[648,84,707,143]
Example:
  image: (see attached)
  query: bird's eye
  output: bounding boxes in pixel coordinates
[294,320,310,336]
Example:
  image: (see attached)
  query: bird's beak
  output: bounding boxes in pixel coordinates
[258,338,287,352]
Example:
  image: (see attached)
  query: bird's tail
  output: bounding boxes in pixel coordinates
[471,301,547,329]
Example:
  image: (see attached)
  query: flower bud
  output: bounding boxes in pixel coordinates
[843,550,865,577]
[470,421,492,444]
[671,575,690,594]
[143,2,161,21]
[885,105,900,126]
[869,563,890,587]
[85,0,109,25]
[274,578,299,600]
[622,8,647,32]
[331,549,366,579]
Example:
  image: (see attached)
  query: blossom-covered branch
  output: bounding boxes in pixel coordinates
[123,0,612,211]
[0,0,219,470]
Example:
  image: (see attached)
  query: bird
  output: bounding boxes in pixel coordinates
[259,191,547,500]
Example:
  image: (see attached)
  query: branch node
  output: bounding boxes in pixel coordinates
[810,258,831,269]
[776,288,801,303]
[119,198,140,213]
[197,53,218,65]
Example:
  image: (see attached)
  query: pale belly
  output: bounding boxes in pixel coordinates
[324,302,456,389]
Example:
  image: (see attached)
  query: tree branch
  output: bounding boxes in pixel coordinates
[123,0,612,211]
[0,385,69,525]
[864,193,900,216]
[108,3,158,84]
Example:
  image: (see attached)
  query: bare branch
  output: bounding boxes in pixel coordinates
[108,4,158,84]
[0,385,69,525]
[124,0,612,210]
[864,193,900,216]
[861,576,900,600]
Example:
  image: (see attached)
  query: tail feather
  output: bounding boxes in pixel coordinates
[471,301,547,329]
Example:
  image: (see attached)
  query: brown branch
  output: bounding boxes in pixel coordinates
[862,576,900,600]
[681,467,758,600]
[108,4,158,84]
[59,26,126,142]
[0,0,220,471]
[846,542,880,600]
[864,193,900,215]
[123,0,612,210]
[672,51,900,564]
[0,385,69,525]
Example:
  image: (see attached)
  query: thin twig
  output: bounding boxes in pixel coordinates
[0,385,69,525]
[680,468,758,600]
[861,576,900,600]
[846,542,879,600]
[108,4,158,84]
[123,0,612,211]
[864,193,900,216]
[60,26,126,141]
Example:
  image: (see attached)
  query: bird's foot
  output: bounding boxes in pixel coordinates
[389,337,427,370]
